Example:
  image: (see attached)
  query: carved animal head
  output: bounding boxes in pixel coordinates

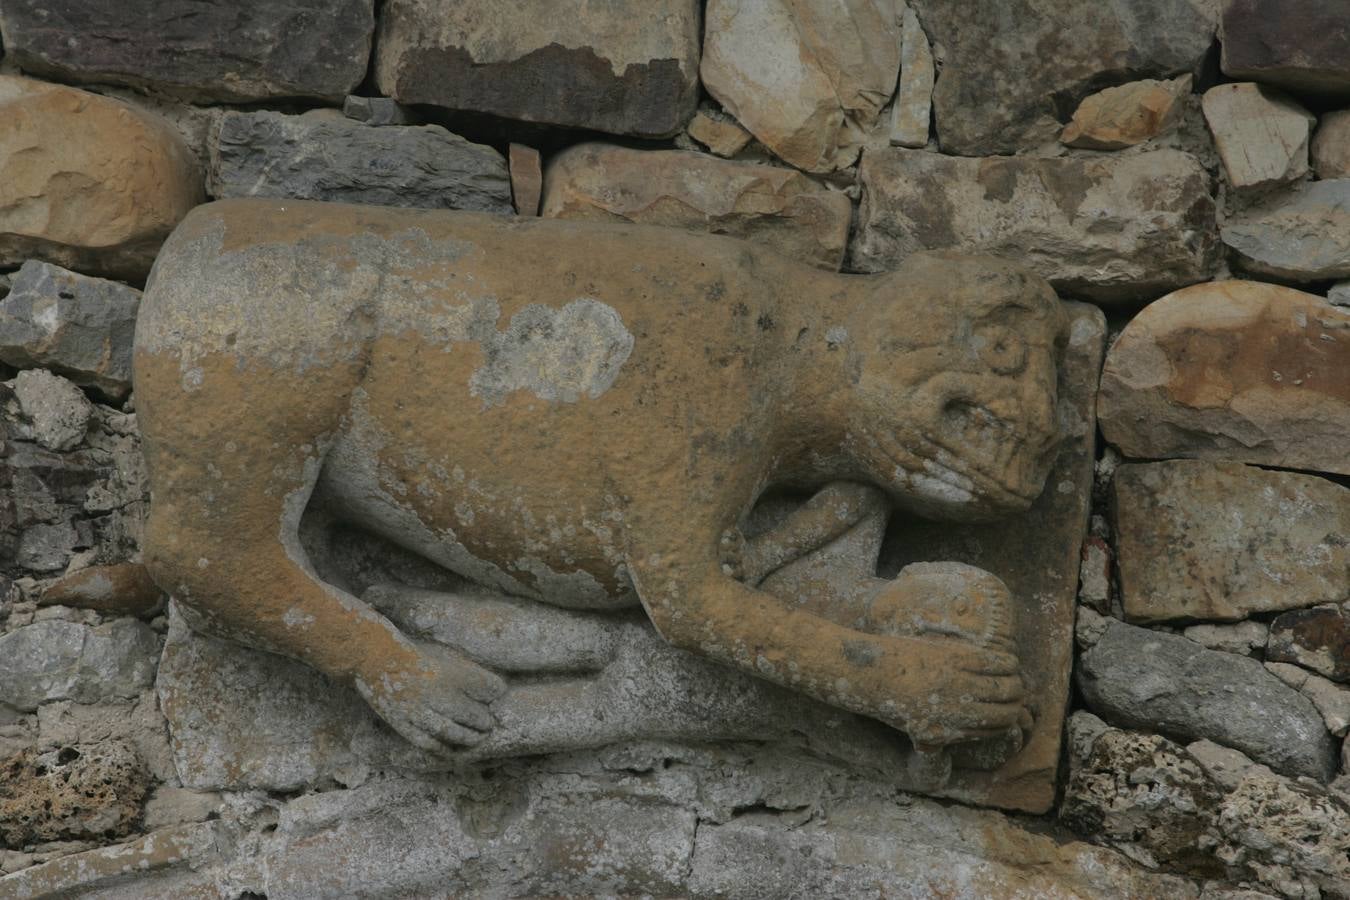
[844,253,1068,523]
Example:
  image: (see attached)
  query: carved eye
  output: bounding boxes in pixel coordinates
[976,327,1026,374]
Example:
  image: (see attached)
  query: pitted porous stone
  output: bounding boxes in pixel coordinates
[209,110,511,215]
[701,0,901,172]
[373,0,701,138]
[541,143,853,270]
[0,76,203,280]
[1098,281,1350,475]
[135,198,1071,809]
[0,741,148,847]
[0,262,141,400]
[0,0,374,103]
[12,369,93,453]
[850,148,1217,304]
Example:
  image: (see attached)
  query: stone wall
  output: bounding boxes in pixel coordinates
[0,1,1347,898]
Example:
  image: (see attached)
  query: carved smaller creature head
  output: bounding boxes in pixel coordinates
[844,253,1067,523]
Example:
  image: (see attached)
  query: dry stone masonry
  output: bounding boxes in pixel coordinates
[1,0,1349,898]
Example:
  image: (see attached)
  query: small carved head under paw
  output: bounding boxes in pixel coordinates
[845,252,1069,522]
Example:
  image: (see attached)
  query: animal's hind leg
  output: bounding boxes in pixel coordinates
[137,350,505,753]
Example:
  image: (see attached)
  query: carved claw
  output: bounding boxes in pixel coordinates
[718,527,749,581]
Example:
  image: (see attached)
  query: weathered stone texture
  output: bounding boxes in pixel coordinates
[851,148,1217,303]
[11,369,92,454]
[0,0,374,103]
[1220,0,1350,97]
[1098,281,1350,475]
[374,0,701,138]
[508,144,543,217]
[916,0,1216,155]
[0,261,140,400]
[0,822,221,898]
[1265,663,1350,737]
[0,741,149,848]
[1113,461,1350,623]
[209,111,512,214]
[1061,77,1190,150]
[1313,110,1350,180]
[1077,619,1336,780]
[0,77,202,280]
[687,109,754,157]
[1202,83,1315,190]
[1268,606,1350,684]
[701,0,900,172]
[889,5,934,149]
[541,143,853,270]
[0,620,160,712]
[1222,181,1350,283]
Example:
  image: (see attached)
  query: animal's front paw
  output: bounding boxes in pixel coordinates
[897,639,1033,749]
[356,643,507,754]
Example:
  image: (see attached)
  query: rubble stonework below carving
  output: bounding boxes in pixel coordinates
[3,0,1350,896]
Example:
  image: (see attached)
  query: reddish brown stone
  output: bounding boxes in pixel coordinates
[509,144,543,217]
[1268,607,1350,683]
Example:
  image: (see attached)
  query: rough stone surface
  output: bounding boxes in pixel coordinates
[0,619,160,712]
[1222,181,1350,282]
[1097,281,1350,476]
[374,0,701,138]
[890,4,935,149]
[1183,621,1269,657]
[0,0,374,103]
[1,377,147,582]
[209,110,512,214]
[701,0,900,172]
[1332,280,1350,307]
[541,143,853,271]
[0,822,220,898]
[341,95,414,127]
[1220,0,1350,97]
[0,741,149,847]
[12,369,92,453]
[1061,76,1190,150]
[0,261,140,399]
[1062,716,1350,897]
[1266,663,1350,737]
[0,77,203,280]
[1077,618,1336,780]
[688,109,754,157]
[508,144,543,217]
[1112,461,1350,623]
[917,0,1216,155]
[1202,83,1315,189]
[851,148,1217,304]
[1268,606,1350,684]
[1313,110,1350,180]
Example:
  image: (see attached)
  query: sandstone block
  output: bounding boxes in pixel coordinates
[209,111,511,214]
[687,110,753,158]
[0,742,148,847]
[0,261,140,399]
[1113,461,1350,624]
[1202,83,1315,190]
[0,77,202,280]
[1061,77,1190,150]
[0,620,160,711]
[1313,110,1350,180]
[919,0,1215,155]
[540,144,852,271]
[1268,606,1350,683]
[889,5,935,149]
[1077,619,1336,780]
[1097,281,1350,475]
[851,148,1217,304]
[701,0,900,172]
[374,0,700,138]
[0,0,373,103]
[1220,0,1350,97]
[1222,180,1350,282]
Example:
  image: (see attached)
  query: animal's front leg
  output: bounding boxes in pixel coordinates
[629,553,1030,747]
